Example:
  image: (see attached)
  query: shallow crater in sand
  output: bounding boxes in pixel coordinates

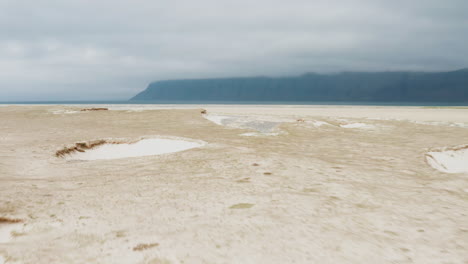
[425,145,468,173]
[203,114,288,134]
[57,137,205,161]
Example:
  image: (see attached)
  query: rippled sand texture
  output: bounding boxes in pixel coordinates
[0,105,468,264]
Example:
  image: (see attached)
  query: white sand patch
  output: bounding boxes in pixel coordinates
[203,114,292,135]
[240,132,280,137]
[0,223,23,243]
[426,145,468,173]
[340,123,375,129]
[203,114,234,125]
[371,118,468,129]
[50,109,80,115]
[64,138,205,161]
[450,122,468,128]
[311,121,329,127]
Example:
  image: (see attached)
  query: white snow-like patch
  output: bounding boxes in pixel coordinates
[311,121,329,127]
[384,119,468,129]
[340,123,375,129]
[50,109,80,115]
[240,132,280,137]
[65,138,205,161]
[0,255,5,264]
[0,223,23,243]
[449,122,468,128]
[203,114,234,125]
[203,114,290,135]
[426,145,468,173]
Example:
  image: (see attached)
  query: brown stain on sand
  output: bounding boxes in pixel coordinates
[0,217,23,224]
[133,243,159,251]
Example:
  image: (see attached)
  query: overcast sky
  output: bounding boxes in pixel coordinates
[1,0,467,101]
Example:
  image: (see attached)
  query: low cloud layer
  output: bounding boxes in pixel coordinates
[1,0,467,100]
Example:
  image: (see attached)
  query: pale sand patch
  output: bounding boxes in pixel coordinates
[408,120,468,128]
[340,123,375,129]
[311,121,330,127]
[202,114,233,125]
[240,132,281,137]
[63,138,205,161]
[203,114,286,133]
[426,145,468,173]
[50,109,80,115]
[0,223,23,243]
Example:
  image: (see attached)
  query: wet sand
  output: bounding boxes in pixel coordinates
[0,105,467,263]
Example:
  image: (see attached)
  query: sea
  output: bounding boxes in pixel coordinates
[1,100,468,106]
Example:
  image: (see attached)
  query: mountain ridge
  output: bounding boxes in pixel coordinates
[131,69,468,102]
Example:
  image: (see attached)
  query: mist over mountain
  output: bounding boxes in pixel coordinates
[131,69,468,102]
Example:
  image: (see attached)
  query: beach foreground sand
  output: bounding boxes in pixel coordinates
[0,105,467,263]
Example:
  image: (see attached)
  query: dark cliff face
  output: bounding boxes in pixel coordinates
[130,70,468,102]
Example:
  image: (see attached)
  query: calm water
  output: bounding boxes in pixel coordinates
[1,100,468,106]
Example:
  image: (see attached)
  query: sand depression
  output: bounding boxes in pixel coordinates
[56,137,205,161]
[426,145,468,174]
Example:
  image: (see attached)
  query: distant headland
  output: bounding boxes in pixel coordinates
[131,69,468,102]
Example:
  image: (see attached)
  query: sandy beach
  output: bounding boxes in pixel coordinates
[1,105,467,264]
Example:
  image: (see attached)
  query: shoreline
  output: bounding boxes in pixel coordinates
[3,104,465,123]
[1,100,468,107]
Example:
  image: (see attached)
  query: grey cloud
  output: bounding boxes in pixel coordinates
[0,0,467,100]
